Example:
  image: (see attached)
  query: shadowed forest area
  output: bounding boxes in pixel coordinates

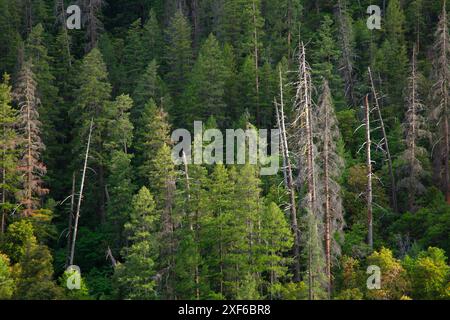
[0,0,449,300]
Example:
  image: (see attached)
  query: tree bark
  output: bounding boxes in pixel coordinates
[365,95,374,250]
[278,68,301,282]
[65,172,76,268]
[324,104,332,299]
[69,119,93,266]
[368,67,398,213]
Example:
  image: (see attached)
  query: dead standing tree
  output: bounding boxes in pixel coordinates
[292,42,323,299]
[398,46,429,211]
[364,95,374,250]
[69,119,93,266]
[13,62,49,217]
[368,67,398,213]
[431,2,450,203]
[315,79,345,298]
[275,67,301,282]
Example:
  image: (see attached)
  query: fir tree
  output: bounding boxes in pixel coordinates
[114,187,159,300]
[430,3,450,203]
[142,9,163,64]
[397,47,430,211]
[13,61,49,217]
[183,34,228,126]
[0,74,18,233]
[164,10,193,102]
[315,80,345,297]
[122,19,145,93]
[71,48,112,223]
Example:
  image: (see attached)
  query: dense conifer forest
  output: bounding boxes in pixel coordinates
[0,0,449,300]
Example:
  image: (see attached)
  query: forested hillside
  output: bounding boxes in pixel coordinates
[0,0,449,300]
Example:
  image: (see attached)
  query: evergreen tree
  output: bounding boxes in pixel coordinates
[0,0,21,74]
[0,252,14,299]
[257,202,294,298]
[114,187,159,300]
[1,219,36,263]
[315,80,345,297]
[312,15,345,109]
[135,100,171,186]
[14,242,63,299]
[374,0,408,111]
[405,247,450,299]
[219,0,264,62]
[183,34,228,126]
[13,61,49,217]
[262,0,302,62]
[201,164,235,298]
[164,10,193,102]
[122,19,145,93]
[397,47,430,211]
[82,0,104,52]
[0,74,18,233]
[132,59,171,126]
[142,9,163,64]
[302,210,328,300]
[430,3,450,203]
[224,164,262,299]
[71,48,112,223]
[25,23,62,191]
[334,0,356,105]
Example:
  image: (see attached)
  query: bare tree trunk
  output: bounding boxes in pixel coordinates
[106,246,117,268]
[1,123,6,234]
[444,116,450,203]
[275,100,288,189]
[65,172,76,268]
[368,67,398,213]
[25,83,32,216]
[69,119,93,266]
[278,68,301,282]
[324,106,332,299]
[365,95,374,250]
[297,43,316,300]
[409,47,418,210]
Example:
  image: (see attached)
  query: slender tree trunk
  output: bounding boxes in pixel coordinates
[324,107,332,299]
[278,68,301,282]
[409,48,417,210]
[65,172,76,268]
[444,116,450,203]
[365,95,374,250]
[299,43,316,300]
[69,119,93,266]
[1,120,6,234]
[25,85,32,216]
[368,67,398,213]
[275,100,288,189]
